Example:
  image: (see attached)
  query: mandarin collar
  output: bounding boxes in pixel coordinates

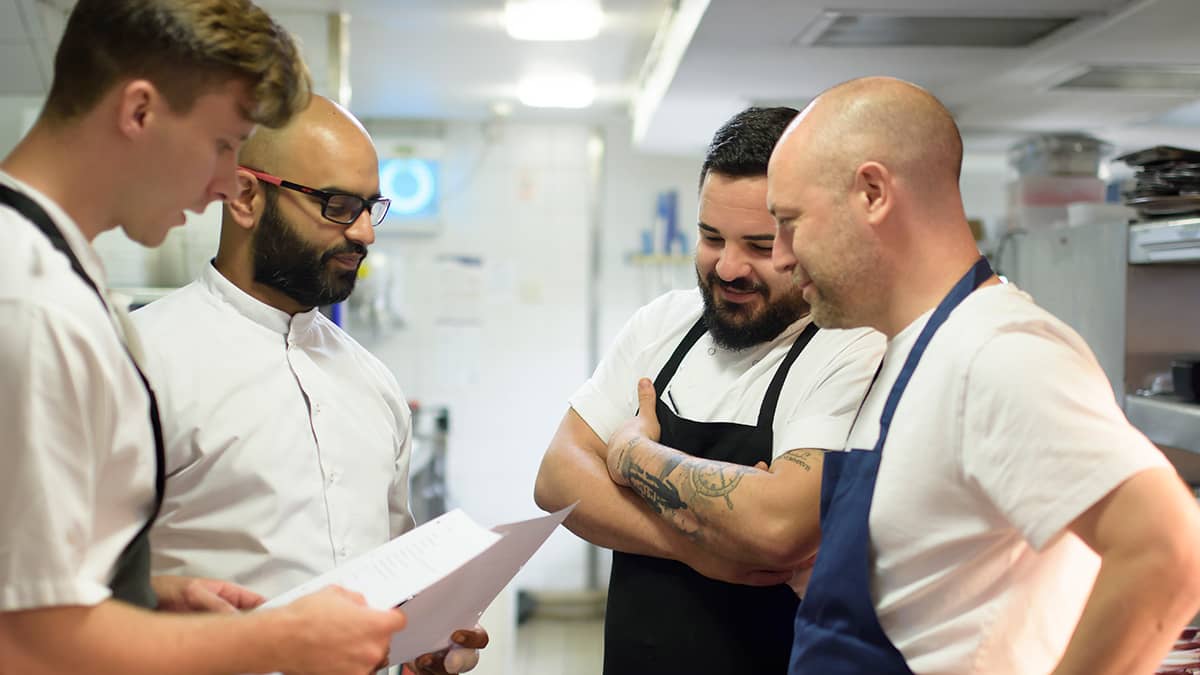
[200,262,320,339]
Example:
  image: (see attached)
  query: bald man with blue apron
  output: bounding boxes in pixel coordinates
[788,257,993,673]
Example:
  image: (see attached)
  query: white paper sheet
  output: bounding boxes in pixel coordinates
[260,504,575,667]
[261,509,502,611]
[387,504,574,665]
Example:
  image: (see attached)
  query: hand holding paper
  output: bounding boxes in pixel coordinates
[262,504,575,667]
[409,625,488,674]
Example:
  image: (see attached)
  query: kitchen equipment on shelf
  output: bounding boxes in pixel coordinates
[1174,359,1199,403]
[1116,146,1200,220]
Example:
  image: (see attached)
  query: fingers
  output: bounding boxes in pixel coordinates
[635,378,657,421]
[442,626,486,674]
[450,625,489,649]
[374,644,392,672]
[754,461,769,471]
[384,607,408,632]
[328,584,368,606]
[321,584,407,631]
[443,646,480,673]
[183,581,238,614]
[216,581,266,610]
[412,648,448,675]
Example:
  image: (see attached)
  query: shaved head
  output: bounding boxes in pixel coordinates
[781,76,962,197]
[238,95,372,175]
[768,77,983,336]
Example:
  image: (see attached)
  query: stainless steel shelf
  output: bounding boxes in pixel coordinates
[1129,217,1200,264]
[1125,395,1200,455]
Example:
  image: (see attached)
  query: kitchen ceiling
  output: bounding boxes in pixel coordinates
[7,0,1200,159]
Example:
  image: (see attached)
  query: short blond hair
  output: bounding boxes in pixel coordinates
[44,0,312,128]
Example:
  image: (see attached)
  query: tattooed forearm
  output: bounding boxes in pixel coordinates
[620,438,689,514]
[687,463,752,510]
[659,453,687,478]
[775,450,815,471]
[626,462,688,514]
[618,436,765,540]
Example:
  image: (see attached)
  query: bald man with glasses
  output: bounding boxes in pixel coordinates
[132,95,486,675]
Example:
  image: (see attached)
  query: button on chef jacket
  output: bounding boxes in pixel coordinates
[132,262,415,598]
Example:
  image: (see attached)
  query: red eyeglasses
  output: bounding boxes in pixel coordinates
[240,166,390,226]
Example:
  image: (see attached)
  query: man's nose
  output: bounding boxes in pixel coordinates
[345,207,376,247]
[715,246,751,281]
[772,230,797,274]
[207,156,241,206]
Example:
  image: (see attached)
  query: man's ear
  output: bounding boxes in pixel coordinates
[853,161,894,229]
[115,80,158,140]
[227,171,262,231]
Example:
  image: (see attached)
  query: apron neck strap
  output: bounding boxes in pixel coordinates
[653,316,708,394]
[758,321,819,428]
[873,256,994,451]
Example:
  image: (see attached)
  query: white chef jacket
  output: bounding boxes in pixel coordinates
[846,283,1170,674]
[571,288,885,456]
[132,262,415,599]
[0,171,157,610]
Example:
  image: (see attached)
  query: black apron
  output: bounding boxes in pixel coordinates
[0,184,165,609]
[603,317,820,675]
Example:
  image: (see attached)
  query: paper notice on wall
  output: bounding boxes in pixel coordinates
[433,255,483,324]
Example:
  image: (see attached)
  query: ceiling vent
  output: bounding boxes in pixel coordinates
[793,11,1082,48]
[1051,65,1200,94]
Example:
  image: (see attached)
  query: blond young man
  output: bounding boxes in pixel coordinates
[0,2,405,673]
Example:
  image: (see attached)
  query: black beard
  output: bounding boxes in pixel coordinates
[697,266,808,351]
[252,189,365,309]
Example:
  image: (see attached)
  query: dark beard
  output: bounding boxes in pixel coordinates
[697,266,808,351]
[252,189,366,308]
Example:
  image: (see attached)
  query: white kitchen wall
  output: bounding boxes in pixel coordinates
[0,95,42,155]
[960,152,1011,242]
[350,116,701,594]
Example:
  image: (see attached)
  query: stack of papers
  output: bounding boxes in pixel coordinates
[262,504,574,665]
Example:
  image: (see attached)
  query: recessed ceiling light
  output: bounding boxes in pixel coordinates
[504,0,603,41]
[793,10,1081,48]
[518,74,596,109]
[1052,65,1200,93]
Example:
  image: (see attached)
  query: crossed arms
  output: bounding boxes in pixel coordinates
[535,378,821,586]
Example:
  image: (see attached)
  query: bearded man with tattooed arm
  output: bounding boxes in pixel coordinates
[534,106,884,675]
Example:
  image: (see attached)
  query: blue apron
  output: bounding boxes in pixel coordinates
[789,257,994,674]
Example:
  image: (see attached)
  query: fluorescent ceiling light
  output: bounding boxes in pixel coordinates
[505,0,603,41]
[518,74,596,109]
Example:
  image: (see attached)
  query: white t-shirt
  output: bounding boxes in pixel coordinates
[845,283,1170,675]
[571,289,885,455]
[0,171,157,610]
[132,262,415,599]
